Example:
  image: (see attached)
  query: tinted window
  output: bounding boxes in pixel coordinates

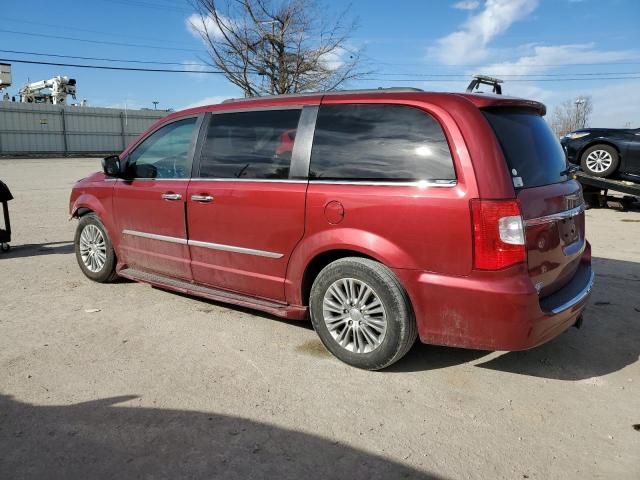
[309,104,455,182]
[483,110,568,188]
[126,118,197,179]
[199,109,301,179]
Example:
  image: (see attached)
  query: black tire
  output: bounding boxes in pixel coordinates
[74,214,118,283]
[580,144,619,178]
[309,257,417,370]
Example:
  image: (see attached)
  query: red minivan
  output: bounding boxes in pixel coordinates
[69,89,593,370]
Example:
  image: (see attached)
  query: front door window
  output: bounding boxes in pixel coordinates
[126,118,197,179]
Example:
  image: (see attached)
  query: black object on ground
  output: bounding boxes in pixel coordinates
[0,180,13,252]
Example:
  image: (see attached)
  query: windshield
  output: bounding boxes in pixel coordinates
[483,109,568,189]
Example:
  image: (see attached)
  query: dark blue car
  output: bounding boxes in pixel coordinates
[561,127,640,179]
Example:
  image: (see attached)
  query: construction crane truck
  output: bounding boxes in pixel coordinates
[19,76,77,105]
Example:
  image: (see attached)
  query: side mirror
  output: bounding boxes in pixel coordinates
[102,155,121,177]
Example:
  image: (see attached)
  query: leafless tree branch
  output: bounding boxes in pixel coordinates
[189,0,367,96]
[551,95,593,137]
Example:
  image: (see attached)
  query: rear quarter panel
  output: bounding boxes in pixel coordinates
[285,95,484,305]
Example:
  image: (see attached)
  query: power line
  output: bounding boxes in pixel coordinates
[98,0,191,12]
[3,50,638,79]
[0,29,201,53]
[3,57,639,82]
[367,71,640,78]
[359,77,640,83]
[361,55,640,68]
[0,49,207,67]
[0,17,195,47]
[0,58,225,74]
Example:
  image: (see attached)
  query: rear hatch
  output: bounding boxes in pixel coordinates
[483,108,586,298]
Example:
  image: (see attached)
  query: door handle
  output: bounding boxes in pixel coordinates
[191,194,214,203]
[161,193,182,201]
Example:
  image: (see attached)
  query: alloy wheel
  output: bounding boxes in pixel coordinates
[585,149,613,173]
[322,278,388,354]
[79,224,107,273]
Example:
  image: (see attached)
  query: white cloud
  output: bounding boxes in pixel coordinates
[186,12,225,41]
[318,47,348,71]
[429,0,539,64]
[479,43,639,76]
[453,1,481,10]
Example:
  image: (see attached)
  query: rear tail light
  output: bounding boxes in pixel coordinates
[471,199,526,270]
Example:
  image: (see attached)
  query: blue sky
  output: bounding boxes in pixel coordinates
[1,0,638,126]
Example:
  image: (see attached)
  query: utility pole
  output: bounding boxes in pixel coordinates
[575,98,585,129]
[152,101,159,110]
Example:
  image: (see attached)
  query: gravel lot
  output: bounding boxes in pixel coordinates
[1,158,639,479]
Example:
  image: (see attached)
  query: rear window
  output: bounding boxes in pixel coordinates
[483,110,567,188]
[310,104,456,182]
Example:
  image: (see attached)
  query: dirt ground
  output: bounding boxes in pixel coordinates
[0,158,638,480]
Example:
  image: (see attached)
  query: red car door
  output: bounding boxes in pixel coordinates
[186,108,309,301]
[113,116,200,280]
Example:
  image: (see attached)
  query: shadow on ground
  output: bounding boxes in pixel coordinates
[0,394,440,480]
[0,241,74,259]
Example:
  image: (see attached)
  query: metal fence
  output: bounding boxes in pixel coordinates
[0,102,169,155]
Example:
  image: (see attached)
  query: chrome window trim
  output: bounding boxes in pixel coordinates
[122,229,283,258]
[122,229,188,245]
[524,205,585,227]
[209,105,304,115]
[119,178,191,182]
[308,180,457,187]
[189,178,307,184]
[116,177,307,183]
[188,240,283,258]
[549,270,594,314]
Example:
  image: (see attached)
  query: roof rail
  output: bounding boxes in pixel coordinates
[221,87,424,104]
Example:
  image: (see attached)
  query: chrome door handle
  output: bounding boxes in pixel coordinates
[191,194,214,203]
[161,193,182,201]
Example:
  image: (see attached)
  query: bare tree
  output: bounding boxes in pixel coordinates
[550,95,593,137]
[188,0,366,97]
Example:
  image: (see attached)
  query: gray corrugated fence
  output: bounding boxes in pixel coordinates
[0,102,169,155]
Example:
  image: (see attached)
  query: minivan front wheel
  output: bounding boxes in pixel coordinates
[309,257,417,370]
[74,214,118,283]
[581,144,619,177]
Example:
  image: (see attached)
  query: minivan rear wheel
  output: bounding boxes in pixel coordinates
[74,214,118,283]
[309,257,417,370]
[580,144,619,177]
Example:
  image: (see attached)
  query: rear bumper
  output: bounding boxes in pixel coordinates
[393,259,593,351]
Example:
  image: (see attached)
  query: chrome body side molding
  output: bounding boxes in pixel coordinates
[122,229,283,258]
[122,229,187,245]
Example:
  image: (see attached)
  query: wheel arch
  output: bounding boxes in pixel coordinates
[286,229,417,306]
[70,194,118,250]
[299,249,378,307]
[579,140,621,161]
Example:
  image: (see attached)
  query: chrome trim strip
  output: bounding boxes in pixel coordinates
[308,180,457,187]
[190,178,308,183]
[188,239,284,258]
[122,229,283,258]
[524,205,585,227]
[122,229,187,245]
[550,270,594,314]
